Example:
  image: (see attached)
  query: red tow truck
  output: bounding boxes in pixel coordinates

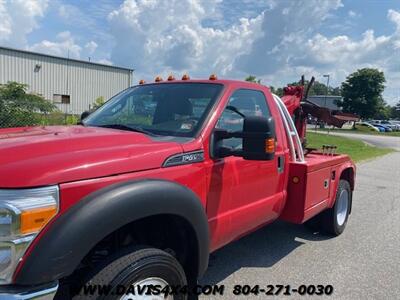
[0,75,355,299]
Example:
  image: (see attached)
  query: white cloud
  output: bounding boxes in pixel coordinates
[0,0,48,47]
[29,33,106,65]
[234,3,399,104]
[348,10,360,18]
[58,3,78,20]
[388,9,400,49]
[85,41,98,55]
[96,58,113,65]
[29,31,82,59]
[234,0,343,75]
[107,0,263,79]
[307,30,391,65]
[1,0,398,104]
[0,0,12,40]
[303,11,400,104]
[388,9,400,29]
[105,0,399,104]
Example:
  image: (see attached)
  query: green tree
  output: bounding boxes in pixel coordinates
[92,96,105,109]
[269,86,284,97]
[0,82,55,128]
[287,80,341,96]
[374,104,391,120]
[390,101,400,119]
[338,68,386,119]
[245,75,261,84]
[331,87,341,96]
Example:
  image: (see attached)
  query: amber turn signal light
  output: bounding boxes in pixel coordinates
[265,138,275,153]
[20,206,58,235]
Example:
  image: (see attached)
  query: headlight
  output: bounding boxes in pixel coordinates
[0,186,59,284]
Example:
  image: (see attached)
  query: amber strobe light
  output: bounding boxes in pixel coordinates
[265,138,275,153]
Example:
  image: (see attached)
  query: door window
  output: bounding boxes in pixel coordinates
[216,89,271,149]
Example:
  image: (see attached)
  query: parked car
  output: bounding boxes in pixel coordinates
[381,120,400,131]
[389,120,400,131]
[371,123,392,132]
[370,120,399,131]
[356,122,380,131]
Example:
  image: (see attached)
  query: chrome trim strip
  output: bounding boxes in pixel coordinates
[272,94,305,162]
[0,282,58,300]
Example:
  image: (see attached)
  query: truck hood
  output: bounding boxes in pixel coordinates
[0,126,183,188]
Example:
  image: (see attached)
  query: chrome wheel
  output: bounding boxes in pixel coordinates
[120,277,173,300]
[336,189,349,226]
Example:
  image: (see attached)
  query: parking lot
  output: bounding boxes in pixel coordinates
[201,148,400,299]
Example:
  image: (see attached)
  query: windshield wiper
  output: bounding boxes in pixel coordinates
[96,124,156,136]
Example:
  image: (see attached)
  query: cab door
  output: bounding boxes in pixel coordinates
[206,88,285,250]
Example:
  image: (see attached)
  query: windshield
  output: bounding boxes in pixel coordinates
[84,83,223,137]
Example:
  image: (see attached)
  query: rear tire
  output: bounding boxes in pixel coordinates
[72,247,187,300]
[305,180,351,236]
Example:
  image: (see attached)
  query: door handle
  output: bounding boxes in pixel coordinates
[277,155,284,173]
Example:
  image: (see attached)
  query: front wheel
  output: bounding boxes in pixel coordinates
[305,179,352,236]
[72,247,187,300]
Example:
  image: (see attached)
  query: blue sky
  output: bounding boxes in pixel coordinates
[1,0,399,104]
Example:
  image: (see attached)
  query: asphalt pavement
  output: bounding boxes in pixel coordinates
[200,148,400,299]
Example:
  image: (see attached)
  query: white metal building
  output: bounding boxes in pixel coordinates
[0,46,133,114]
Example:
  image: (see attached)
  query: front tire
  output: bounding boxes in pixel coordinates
[72,247,187,300]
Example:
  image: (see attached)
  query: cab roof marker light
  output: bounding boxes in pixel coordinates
[167,75,175,81]
[209,74,217,80]
[155,76,163,82]
[139,79,145,84]
[181,74,190,80]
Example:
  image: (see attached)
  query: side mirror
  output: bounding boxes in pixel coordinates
[212,116,276,161]
[80,111,91,121]
[77,111,91,125]
[242,116,275,160]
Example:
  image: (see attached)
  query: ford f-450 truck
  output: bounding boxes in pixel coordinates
[0,75,355,299]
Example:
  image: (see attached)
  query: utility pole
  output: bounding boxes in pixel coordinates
[323,74,330,108]
[323,74,330,132]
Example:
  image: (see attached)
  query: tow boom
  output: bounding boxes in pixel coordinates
[280,76,359,144]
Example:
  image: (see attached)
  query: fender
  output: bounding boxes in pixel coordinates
[14,179,209,285]
[328,161,356,208]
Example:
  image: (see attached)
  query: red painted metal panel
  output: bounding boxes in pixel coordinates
[280,153,355,224]
[305,167,331,209]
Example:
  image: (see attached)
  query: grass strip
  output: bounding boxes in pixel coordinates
[306,132,394,162]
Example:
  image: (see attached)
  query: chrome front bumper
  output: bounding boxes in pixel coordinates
[0,282,58,300]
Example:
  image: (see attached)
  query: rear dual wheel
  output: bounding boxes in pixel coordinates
[305,179,351,236]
